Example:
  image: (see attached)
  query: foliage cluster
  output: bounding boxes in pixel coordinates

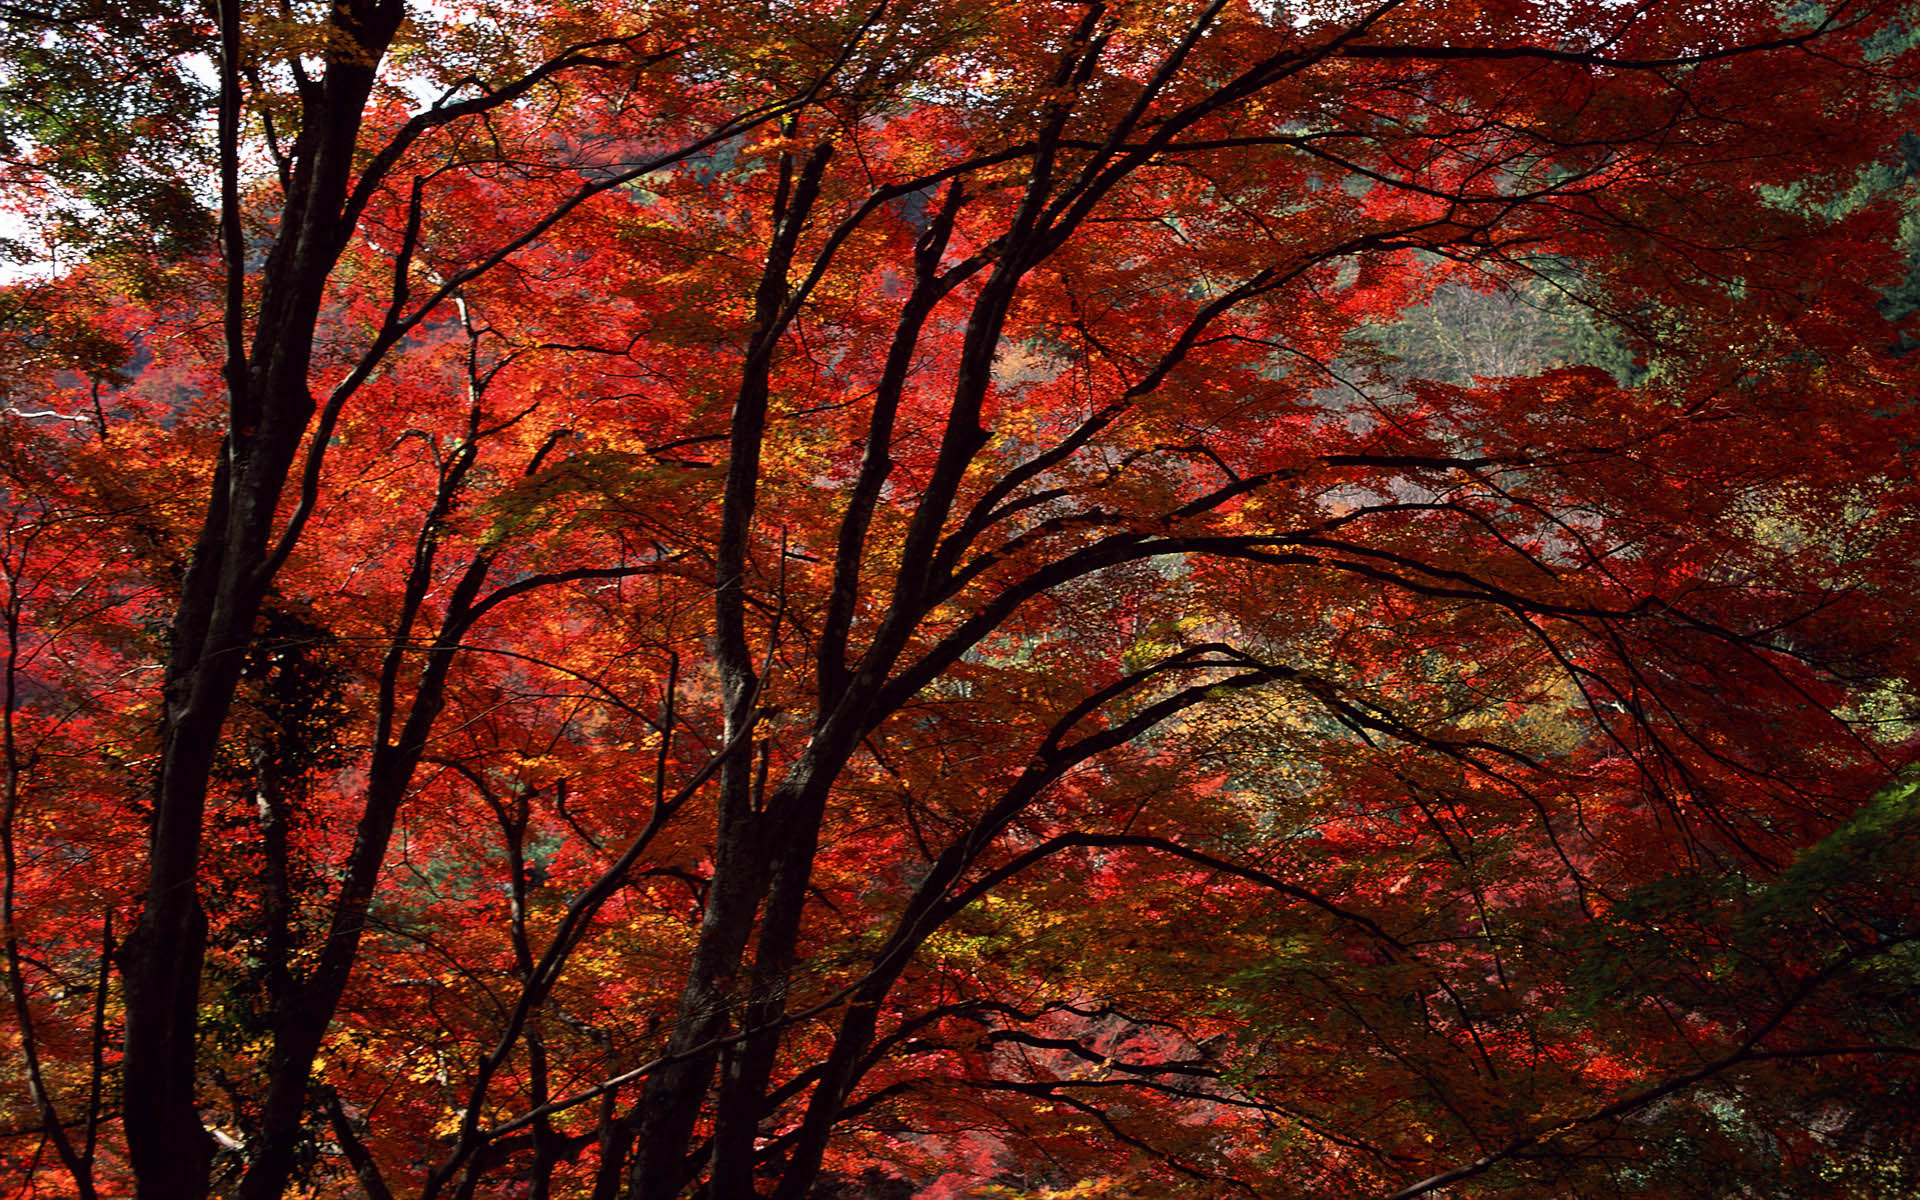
[1,0,1919,1197]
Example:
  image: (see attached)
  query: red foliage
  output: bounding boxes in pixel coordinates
[3,0,1920,1197]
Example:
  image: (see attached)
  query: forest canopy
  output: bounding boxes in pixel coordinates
[3,0,1920,1197]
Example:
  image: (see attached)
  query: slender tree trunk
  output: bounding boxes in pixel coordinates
[116,3,402,1192]
[627,142,832,1200]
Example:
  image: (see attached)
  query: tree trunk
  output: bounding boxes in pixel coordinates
[116,3,402,1192]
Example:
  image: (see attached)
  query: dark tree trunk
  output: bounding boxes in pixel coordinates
[116,3,403,1195]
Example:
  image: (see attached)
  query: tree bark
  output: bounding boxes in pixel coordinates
[116,3,404,1195]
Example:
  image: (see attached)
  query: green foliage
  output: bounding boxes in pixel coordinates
[1878,134,1920,351]
[1368,270,1646,386]
[0,0,215,275]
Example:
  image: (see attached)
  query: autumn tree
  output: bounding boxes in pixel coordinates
[3,0,1920,1197]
